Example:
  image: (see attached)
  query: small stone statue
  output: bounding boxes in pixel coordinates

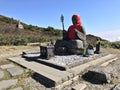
[95,38,101,54]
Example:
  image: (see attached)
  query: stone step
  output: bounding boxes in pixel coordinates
[0,70,4,79]
[7,67,24,76]
[8,54,117,89]
[8,56,73,87]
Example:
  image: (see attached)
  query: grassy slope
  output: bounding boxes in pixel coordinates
[0,15,61,38]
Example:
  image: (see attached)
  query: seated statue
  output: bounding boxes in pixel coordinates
[55,14,86,55]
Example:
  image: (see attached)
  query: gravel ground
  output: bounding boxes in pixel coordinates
[24,50,107,70]
[47,53,106,67]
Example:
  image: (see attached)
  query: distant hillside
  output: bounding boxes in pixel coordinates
[86,34,120,49]
[0,15,62,36]
[86,34,108,45]
[0,15,62,45]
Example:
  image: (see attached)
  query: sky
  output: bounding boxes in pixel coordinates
[0,0,120,42]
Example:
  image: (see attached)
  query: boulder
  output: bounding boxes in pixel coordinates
[83,66,118,84]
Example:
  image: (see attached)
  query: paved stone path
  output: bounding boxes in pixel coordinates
[0,79,18,90]
[1,63,15,69]
[0,70,4,79]
[0,63,24,90]
[7,67,24,76]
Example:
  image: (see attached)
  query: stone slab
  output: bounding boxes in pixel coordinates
[86,62,118,83]
[72,83,87,90]
[8,56,73,86]
[10,87,23,90]
[100,57,118,66]
[0,79,18,90]
[7,67,24,76]
[0,63,15,69]
[0,70,4,79]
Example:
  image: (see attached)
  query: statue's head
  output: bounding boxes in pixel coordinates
[72,14,82,25]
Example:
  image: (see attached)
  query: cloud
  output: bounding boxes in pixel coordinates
[118,36,120,41]
[93,30,120,42]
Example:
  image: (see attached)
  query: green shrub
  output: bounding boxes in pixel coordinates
[101,40,111,48]
[111,42,120,49]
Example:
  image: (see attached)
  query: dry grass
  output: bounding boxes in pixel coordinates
[0,46,119,58]
[0,46,39,54]
[0,46,40,65]
[101,48,120,58]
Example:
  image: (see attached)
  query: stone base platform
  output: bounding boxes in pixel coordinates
[8,53,117,89]
[19,53,108,70]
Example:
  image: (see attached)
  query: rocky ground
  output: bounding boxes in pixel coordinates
[0,46,120,90]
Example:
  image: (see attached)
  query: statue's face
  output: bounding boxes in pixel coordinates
[72,17,77,25]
